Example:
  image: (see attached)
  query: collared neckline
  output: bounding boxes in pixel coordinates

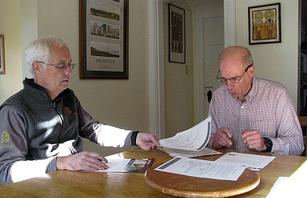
[23,78,71,103]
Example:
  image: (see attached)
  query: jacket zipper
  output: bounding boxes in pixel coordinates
[53,102,64,142]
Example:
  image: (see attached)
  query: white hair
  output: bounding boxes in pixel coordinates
[24,37,68,78]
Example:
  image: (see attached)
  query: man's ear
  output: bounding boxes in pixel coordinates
[249,65,255,77]
[32,62,40,73]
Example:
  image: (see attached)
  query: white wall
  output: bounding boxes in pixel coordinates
[21,0,38,79]
[163,0,194,137]
[235,0,299,108]
[0,0,23,103]
[0,0,159,153]
[35,0,152,133]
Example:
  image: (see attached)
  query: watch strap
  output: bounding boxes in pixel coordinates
[263,137,273,152]
[131,131,139,146]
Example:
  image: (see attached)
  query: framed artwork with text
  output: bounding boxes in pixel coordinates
[79,0,129,79]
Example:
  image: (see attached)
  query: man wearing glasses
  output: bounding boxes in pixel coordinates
[0,37,159,184]
[209,45,304,155]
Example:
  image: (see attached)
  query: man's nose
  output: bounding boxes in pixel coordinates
[63,67,72,75]
[226,80,234,90]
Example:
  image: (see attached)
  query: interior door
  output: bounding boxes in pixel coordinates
[203,16,224,116]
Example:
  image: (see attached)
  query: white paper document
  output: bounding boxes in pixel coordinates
[98,158,153,173]
[98,159,131,172]
[155,157,246,181]
[159,147,221,158]
[159,117,213,151]
[266,177,288,198]
[215,152,275,171]
[266,161,307,198]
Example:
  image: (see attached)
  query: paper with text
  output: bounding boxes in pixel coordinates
[155,157,246,181]
[215,152,275,171]
[159,117,211,151]
[159,147,221,158]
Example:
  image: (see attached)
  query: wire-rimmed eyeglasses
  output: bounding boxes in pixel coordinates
[216,63,253,84]
[36,61,75,70]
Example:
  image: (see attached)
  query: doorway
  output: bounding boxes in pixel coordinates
[202,16,224,116]
[189,0,224,123]
[155,0,235,138]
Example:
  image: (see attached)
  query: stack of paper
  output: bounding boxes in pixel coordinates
[159,117,221,157]
[155,152,276,181]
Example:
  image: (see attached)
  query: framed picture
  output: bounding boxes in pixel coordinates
[248,3,281,45]
[0,34,5,74]
[168,4,185,64]
[79,0,129,79]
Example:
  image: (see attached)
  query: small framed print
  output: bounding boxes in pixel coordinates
[248,3,281,45]
[0,34,5,74]
[168,3,186,64]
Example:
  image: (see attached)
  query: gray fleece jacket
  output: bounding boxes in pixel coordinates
[0,78,134,184]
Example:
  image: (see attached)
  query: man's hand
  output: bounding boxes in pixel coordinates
[56,151,108,171]
[212,128,233,149]
[136,133,160,150]
[241,130,266,151]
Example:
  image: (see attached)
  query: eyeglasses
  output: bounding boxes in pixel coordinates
[216,63,253,84]
[36,61,75,70]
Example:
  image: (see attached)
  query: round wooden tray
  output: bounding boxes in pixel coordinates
[145,165,260,198]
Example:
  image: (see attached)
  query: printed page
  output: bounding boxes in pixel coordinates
[159,147,221,158]
[155,157,246,181]
[159,116,211,151]
[215,152,275,171]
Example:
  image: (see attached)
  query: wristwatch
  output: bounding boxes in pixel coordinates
[263,137,273,152]
[130,131,139,146]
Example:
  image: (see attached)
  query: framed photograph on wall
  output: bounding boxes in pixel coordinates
[79,0,129,79]
[248,3,281,45]
[168,3,185,64]
[0,34,5,74]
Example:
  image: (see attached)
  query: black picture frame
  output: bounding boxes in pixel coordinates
[168,3,186,64]
[79,0,129,79]
[248,3,281,45]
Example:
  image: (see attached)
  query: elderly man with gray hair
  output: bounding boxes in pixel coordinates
[209,45,304,155]
[0,37,159,184]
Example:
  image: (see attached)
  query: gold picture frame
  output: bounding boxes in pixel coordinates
[248,3,281,45]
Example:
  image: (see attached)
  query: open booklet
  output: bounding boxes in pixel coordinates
[159,116,221,157]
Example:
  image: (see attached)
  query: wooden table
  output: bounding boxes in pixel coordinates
[0,148,306,197]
